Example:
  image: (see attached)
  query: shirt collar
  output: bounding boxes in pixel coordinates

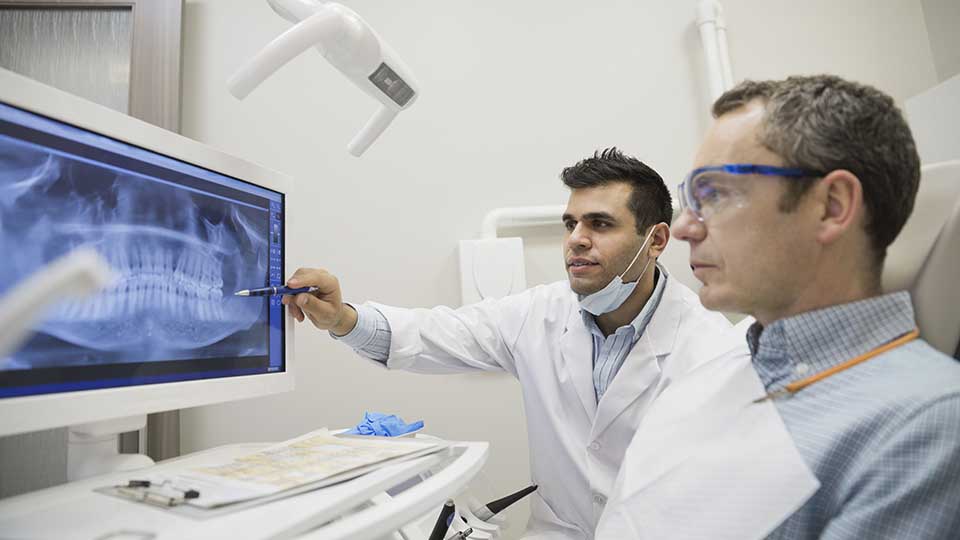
[581,263,668,340]
[747,291,917,390]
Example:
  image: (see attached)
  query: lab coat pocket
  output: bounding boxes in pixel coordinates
[522,491,587,540]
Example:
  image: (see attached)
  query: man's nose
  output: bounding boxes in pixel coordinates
[567,223,591,249]
[671,209,706,243]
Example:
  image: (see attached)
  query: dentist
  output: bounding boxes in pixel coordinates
[284,148,733,539]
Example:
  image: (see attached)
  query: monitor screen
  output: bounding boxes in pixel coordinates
[0,102,286,398]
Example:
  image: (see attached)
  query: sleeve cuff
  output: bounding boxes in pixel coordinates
[330,302,391,362]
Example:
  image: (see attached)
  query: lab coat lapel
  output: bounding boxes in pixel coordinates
[590,335,660,439]
[590,276,682,439]
[642,272,683,360]
[559,308,597,419]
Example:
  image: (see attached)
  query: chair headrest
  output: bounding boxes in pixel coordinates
[882,160,960,357]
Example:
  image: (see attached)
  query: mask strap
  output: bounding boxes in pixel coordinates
[618,224,658,280]
[633,255,655,284]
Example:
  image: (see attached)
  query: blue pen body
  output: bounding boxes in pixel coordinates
[235,286,314,297]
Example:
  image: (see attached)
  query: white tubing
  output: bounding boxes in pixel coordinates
[715,4,734,89]
[696,0,726,101]
[347,104,398,156]
[227,8,342,100]
[480,205,566,239]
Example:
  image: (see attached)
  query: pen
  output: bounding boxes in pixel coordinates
[123,479,199,499]
[233,286,317,297]
[452,528,473,539]
[427,499,456,540]
[116,479,201,507]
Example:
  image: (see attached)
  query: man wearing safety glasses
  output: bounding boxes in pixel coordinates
[597,75,960,539]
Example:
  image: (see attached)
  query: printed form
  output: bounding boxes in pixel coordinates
[137,429,444,508]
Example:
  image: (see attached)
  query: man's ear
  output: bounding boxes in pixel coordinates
[648,222,671,258]
[817,170,863,245]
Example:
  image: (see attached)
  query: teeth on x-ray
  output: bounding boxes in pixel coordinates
[0,138,269,359]
[56,246,224,322]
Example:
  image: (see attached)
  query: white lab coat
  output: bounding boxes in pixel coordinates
[367,267,735,539]
[595,338,820,540]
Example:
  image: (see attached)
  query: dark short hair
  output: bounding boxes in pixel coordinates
[560,147,673,235]
[713,75,921,264]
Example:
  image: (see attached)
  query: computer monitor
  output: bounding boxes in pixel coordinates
[0,68,295,439]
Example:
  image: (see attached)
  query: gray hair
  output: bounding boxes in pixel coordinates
[712,75,921,265]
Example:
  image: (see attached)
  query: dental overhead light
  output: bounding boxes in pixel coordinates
[228,0,420,156]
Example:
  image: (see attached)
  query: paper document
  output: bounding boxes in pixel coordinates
[134,429,444,508]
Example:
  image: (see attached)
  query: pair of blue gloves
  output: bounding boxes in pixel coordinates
[346,411,424,436]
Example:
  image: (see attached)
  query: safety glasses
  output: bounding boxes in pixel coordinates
[677,164,823,222]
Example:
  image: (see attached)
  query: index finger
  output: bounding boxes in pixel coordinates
[281,294,305,322]
[286,267,338,294]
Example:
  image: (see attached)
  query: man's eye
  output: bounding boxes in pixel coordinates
[695,183,726,205]
[594,221,610,229]
[697,186,718,200]
[564,221,576,231]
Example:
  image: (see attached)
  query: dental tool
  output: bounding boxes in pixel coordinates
[472,484,538,521]
[234,285,317,297]
[227,0,420,156]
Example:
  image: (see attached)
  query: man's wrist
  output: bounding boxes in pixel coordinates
[330,304,359,337]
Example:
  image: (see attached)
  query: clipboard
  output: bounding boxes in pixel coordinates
[96,429,449,518]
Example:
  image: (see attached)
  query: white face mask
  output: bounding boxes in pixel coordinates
[578,226,657,316]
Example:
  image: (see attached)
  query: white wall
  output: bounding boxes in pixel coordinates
[907,73,960,164]
[178,1,937,535]
[920,0,960,82]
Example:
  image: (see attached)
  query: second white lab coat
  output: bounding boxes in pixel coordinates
[367,267,735,539]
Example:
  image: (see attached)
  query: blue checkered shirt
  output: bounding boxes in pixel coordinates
[582,266,666,400]
[747,291,960,539]
[335,268,667,402]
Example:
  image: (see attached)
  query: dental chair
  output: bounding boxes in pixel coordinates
[882,160,960,359]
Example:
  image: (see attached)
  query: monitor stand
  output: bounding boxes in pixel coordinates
[67,414,155,481]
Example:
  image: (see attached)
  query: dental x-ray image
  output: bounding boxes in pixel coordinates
[0,135,270,369]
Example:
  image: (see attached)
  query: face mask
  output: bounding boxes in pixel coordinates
[578,226,657,316]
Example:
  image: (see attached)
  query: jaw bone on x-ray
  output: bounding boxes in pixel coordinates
[0,137,270,368]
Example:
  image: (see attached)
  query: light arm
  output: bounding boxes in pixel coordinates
[348,105,398,156]
[228,8,344,100]
[229,1,420,156]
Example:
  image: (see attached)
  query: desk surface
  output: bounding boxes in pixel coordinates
[0,438,488,540]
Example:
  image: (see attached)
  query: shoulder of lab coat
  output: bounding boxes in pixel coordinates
[368,281,578,377]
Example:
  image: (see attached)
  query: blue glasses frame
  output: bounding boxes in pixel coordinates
[678,163,824,220]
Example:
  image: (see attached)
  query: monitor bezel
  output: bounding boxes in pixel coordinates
[0,68,295,437]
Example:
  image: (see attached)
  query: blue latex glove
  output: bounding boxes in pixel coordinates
[345,411,424,436]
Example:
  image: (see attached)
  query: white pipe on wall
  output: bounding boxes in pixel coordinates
[715,4,734,89]
[480,205,566,239]
[459,205,565,305]
[696,0,732,101]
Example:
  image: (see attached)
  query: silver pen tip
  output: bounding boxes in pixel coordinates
[234,290,249,296]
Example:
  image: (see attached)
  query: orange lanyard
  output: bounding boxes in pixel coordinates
[755,328,920,403]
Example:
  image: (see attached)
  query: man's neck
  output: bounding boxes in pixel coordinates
[595,267,658,336]
[754,271,881,328]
